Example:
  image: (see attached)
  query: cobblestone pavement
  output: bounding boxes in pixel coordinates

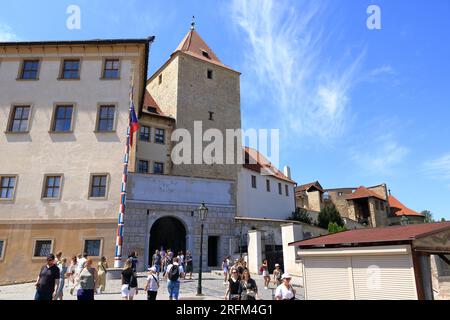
[0,272,304,300]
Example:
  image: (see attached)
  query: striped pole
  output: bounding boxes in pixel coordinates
[114,92,133,268]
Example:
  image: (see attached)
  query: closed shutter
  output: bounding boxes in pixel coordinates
[351,255,417,300]
[304,256,353,300]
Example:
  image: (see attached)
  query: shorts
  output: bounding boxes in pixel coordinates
[167,280,180,300]
[147,290,158,300]
[154,264,161,273]
[262,270,269,277]
[121,284,137,298]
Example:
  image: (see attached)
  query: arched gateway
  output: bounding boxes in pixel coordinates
[149,217,186,264]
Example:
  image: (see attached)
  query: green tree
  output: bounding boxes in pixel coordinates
[288,208,313,225]
[318,204,344,229]
[421,210,434,223]
[328,222,347,234]
[441,218,447,222]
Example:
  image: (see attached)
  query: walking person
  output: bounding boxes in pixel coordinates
[55,251,63,265]
[275,273,296,300]
[185,250,193,280]
[121,259,139,300]
[54,257,68,300]
[76,258,98,301]
[261,259,270,289]
[34,254,60,301]
[222,257,230,285]
[240,269,259,300]
[97,256,108,294]
[152,250,161,279]
[273,264,282,287]
[225,268,242,300]
[165,257,184,300]
[144,267,160,300]
[68,255,77,288]
[128,251,139,272]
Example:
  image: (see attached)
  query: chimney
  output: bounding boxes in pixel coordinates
[283,165,292,179]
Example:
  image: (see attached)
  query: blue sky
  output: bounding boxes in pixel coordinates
[1,0,449,220]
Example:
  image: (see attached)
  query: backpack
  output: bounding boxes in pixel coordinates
[168,265,180,281]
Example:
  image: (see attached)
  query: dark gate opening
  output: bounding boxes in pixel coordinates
[149,217,186,265]
[265,245,284,273]
[208,236,219,267]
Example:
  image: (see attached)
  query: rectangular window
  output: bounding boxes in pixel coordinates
[285,185,290,197]
[155,128,165,144]
[43,176,62,199]
[90,175,108,198]
[0,176,16,200]
[207,69,213,79]
[97,105,115,132]
[153,162,164,175]
[61,59,80,79]
[338,192,344,197]
[8,106,31,132]
[380,201,385,211]
[84,239,101,257]
[158,74,163,85]
[33,240,53,257]
[20,60,40,80]
[103,59,120,79]
[266,180,271,192]
[278,183,282,195]
[138,160,149,174]
[140,126,150,142]
[0,240,4,260]
[251,175,257,189]
[52,105,73,132]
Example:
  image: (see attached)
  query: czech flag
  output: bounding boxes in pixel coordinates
[129,100,139,147]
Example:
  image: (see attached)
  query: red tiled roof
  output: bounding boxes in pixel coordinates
[389,195,424,217]
[296,181,324,193]
[243,147,295,184]
[142,90,168,118]
[173,30,236,72]
[290,222,450,248]
[345,186,385,201]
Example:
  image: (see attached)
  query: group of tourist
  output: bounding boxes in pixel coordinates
[34,249,295,301]
[222,257,296,300]
[34,251,109,301]
[151,248,193,281]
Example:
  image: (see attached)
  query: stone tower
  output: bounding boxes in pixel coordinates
[147,27,242,182]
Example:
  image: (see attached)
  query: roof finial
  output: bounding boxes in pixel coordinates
[191,16,196,30]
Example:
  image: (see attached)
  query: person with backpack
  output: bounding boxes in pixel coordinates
[128,251,139,272]
[165,257,184,300]
[144,267,160,300]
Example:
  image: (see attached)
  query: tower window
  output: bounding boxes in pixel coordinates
[208,111,214,121]
[207,69,213,79]
[158,74,163,85]
[202,50,211,59]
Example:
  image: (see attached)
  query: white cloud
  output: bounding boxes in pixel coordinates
[0,24,17,42]
[230,0,364,140]
[424,153,450,181]
[350,134,410,175]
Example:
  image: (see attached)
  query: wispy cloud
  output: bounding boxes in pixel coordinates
[424,153,450,182]
[230,0,364,140]
[0,23,17,42]
[350,134,410,175]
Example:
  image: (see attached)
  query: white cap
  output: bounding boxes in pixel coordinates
[281,273,292,280]
[275,263,280,267]
[149,267,157,272]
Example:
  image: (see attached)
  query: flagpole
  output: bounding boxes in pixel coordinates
[114,71,135,268]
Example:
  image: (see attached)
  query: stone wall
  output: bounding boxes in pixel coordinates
[123,201,236,272]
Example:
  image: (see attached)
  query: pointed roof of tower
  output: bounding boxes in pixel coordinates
[172,29,230,69]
